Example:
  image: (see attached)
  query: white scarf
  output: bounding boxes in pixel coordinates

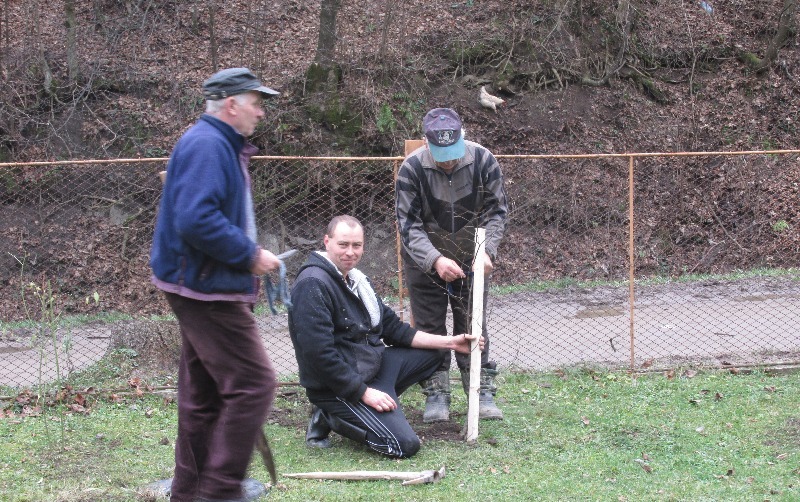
[316,252,381,328]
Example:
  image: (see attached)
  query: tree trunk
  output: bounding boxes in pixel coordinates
[0,0,5,72]
[378,1,397,64]
[239,1,253,64]
[315,0,341,67]
[305,0,343,94]
[65,0,79,85]
[609,0,631,77]
[91,0,103,31]
[208,0,218,72]
[31,0,54,96]
[755,0,796,72]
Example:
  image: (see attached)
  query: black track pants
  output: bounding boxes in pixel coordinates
[310,346,443,458]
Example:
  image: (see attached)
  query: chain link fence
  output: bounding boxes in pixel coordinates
[1,151,799,390]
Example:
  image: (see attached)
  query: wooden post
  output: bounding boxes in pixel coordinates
[404,140,424,154]
[395,139,425,326]
[465,227,486,442]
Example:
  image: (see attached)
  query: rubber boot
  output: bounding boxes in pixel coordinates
[460,362,504,420]
[420,370,451,423]
[326,413,368,443]
[305,405,332,448]
[478,363,504,420]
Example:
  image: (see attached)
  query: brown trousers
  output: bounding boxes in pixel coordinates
[165,293,277,502]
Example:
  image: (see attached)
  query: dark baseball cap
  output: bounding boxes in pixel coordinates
[202,67,280,100]
[423,108,465,162]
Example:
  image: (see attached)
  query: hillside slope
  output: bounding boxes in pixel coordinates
[0,0,798,319]
[1,1,798,158]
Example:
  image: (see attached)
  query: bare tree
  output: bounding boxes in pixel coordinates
[238,0,271,75]
[377,0,398,80]
[303,0,343,95]
[0,0,5,75]
[31,0,54,96]
[0,0,5,72]
[579,0,632,86]
[756,0,796,72]
[610,0,632,77]
[315,0,341,68]
[738,0,797,73]
[209,0,219,72]
[65,0,79,85]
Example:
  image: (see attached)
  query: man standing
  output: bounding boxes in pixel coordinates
[396,107,508,423]
[289,215,482,458]
[150,68,281,502]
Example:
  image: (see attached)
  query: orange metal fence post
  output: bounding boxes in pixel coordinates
[628,155,636,372]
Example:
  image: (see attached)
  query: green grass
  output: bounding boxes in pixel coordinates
[0,311,137,333]
[490,266,799,295]
[2,368,799,501]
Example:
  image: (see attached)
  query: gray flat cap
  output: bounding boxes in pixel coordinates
[202,67,280,100]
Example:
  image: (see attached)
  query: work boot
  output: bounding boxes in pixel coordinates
[420,370,451,423]
[305,405,332,448]
[460,362,504,420]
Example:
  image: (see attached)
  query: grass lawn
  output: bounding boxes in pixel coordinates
[1,365,799,501]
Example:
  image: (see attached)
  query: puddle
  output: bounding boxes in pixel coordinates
[734,294,782,302]
[575,306,624,318]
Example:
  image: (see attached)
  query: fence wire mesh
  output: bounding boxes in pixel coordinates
[1,151,799,390]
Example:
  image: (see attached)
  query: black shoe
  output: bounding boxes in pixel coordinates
[305,405,332,448]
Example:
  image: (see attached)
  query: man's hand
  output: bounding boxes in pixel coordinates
[411,331,485,354]
[472,251,494,276]
[250,249,281,275]
[434,256,466,282]
[361,387,397,413]
[451,333,485,354]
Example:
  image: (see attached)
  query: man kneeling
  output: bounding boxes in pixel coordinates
[288,215,482,458]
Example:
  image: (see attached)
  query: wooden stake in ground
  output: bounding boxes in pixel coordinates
[465,227,486,442]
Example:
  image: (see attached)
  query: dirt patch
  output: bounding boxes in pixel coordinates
[407,407,466,442]
[786,417,800,444]
[266,390,309,429]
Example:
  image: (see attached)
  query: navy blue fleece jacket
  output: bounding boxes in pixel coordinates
[150,114,260,301]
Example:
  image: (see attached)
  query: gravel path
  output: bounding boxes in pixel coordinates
[2,276,799,388]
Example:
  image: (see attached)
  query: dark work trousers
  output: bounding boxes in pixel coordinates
[310,346,443,458]
[165,293,277,502]
[403,252,490,371]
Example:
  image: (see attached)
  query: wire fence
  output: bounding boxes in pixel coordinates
[1,150,799,390]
